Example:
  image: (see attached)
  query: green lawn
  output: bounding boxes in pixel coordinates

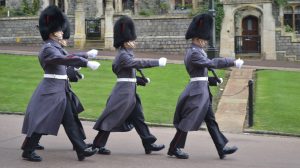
[254,70,300,134]
[0,54,224,124]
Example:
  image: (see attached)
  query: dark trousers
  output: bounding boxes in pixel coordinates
[204,104,228,152]
[93,95,156,148]
[169,129,188,151]
[21,133,42,152]
[22,95,87,153]
[61,96,87,152]
[169,104,228,153]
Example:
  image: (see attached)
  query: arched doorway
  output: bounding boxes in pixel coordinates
[241,16,260,53]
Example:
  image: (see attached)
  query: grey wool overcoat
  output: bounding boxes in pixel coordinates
[93,48,159,132]
[22,39,88,137]
[173,44,235,132]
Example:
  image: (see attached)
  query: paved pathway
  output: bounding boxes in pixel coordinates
[216,68,255,133]
[1,114,300,168]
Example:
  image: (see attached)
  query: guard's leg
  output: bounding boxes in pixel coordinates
[21,133,42,162]
[93,130,111,155]
[62,98,97,161]
[167,129,189,159]
[128,95,164,154]
[205,104,237,159]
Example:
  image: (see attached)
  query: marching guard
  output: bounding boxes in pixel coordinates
[92,16,166,155]
[167,13,244,159]
[21,6,100,162]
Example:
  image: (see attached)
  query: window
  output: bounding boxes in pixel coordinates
[295,6,300,33]
[284,6,293,28]
[175,0,192,10]
[247,19,253,31]
[122,0,134,11]
[283,5,300,34]
[0,0,5,6]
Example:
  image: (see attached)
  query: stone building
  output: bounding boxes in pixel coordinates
[0,0,300,61]
[220,0,300,60]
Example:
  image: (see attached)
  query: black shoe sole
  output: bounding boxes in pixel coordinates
[144,146,165,154]
[219,147,238,159]
[22,157,42,162]
[167,151,189,159]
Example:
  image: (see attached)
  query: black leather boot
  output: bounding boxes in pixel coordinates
[35,143,45,150]
[167,148,189,159]
[218,146,238,159]
[77,147,98,161]
[144,144,165,154]
[97,147,111,155]
[22,151,42,162]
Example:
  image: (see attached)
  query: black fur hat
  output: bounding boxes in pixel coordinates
[113,16,137,48]
[39,5,65,41]
[62,14,70,39]
[185,13,213,40]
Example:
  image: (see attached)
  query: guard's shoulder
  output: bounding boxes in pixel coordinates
[190,47,201,53]
[42,42,54,49]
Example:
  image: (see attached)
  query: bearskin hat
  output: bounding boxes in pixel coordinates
[113,16,137,48]
[185,13,213,40]
[62,14,71,39]
[39,5,66,41]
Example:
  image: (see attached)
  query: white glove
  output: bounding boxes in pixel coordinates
[87,61,100,70]
[74,67,81,71]
[87,49,98,58]
[159,57,167,67]
[218,78,223,85]
[234,58,244,69]
[146,77,150,84]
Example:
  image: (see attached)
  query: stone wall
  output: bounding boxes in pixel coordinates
[5,0,22,9]
[0,15,218,54]
[84,0,99,18]
[275,30,300,61]
[132,16,192,53]
[0,16,75,46]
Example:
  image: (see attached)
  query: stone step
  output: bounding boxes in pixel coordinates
[85,40,105,50]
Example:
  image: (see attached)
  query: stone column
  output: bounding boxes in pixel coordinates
[261,3,276,60]
[41,0,50,10]
[104,0,115,50]
[64,0,69,15]
[219,4,235,58]
[134,0,138,15]
[115,0,123,13]
[96,0,104,17]
[192,0,197,11]
[169,0,175,11]
[74,0,86,49]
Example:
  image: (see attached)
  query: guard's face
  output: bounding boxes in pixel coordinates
[193,38,208,48]
[53,31,64,40]
[124,41,136,49]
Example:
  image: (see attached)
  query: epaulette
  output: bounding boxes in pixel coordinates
[45,43,52,47]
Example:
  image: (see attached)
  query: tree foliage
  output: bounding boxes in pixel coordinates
[274,0,288,6]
